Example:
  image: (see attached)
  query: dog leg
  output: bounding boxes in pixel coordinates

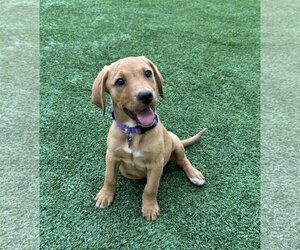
[95,150,119,208]
[171,134,205,186]
[141,167,163,220]
[176,153,205,186]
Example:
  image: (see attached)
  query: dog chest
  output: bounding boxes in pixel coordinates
[113,145,146,166]
[122,145,143,158]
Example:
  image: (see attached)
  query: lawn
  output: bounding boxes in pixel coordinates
[40,0,260,249]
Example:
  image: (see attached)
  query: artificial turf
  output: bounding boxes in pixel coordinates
[40,0,260,249]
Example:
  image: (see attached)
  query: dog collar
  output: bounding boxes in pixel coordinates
[108,107,158,135]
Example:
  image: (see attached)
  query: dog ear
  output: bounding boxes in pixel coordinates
[141,56,164,98]
[91,65,109,113]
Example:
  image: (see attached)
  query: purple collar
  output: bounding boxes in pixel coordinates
[110,110,158,134]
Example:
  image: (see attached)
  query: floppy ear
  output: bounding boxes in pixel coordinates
[141,56,164,98]
[91,66,109,112]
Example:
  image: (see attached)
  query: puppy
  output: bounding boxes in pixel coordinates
[92,56,206,220]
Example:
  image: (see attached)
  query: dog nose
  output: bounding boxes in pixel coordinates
[137,91,153,105]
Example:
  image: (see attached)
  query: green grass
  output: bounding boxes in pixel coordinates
[40,0,260,249]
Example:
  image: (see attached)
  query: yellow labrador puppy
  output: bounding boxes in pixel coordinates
[92,56,206,220]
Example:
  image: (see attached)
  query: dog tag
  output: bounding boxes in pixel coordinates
[127,134,133,148]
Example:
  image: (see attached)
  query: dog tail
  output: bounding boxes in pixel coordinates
[181,128,207,147]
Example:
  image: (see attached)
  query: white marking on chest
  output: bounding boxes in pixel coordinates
[122,145,143,158]
[133,151,143,158]
[123,145,132,154]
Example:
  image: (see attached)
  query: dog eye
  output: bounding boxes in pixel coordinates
[145,70,152,78]
[115,78,125,86]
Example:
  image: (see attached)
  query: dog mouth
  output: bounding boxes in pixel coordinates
[123,106,156,127]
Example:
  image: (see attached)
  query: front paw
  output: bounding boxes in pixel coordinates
[95,188,115,209]
[142,203,160,221]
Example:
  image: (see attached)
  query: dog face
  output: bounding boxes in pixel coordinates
[92,56,164,126]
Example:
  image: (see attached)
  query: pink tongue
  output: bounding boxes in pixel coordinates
[136,107,155,126]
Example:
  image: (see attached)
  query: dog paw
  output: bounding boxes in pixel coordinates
[188,176,205,186]
[142,203,160,221]
[95,189,114,209]
[188,169,205,186]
